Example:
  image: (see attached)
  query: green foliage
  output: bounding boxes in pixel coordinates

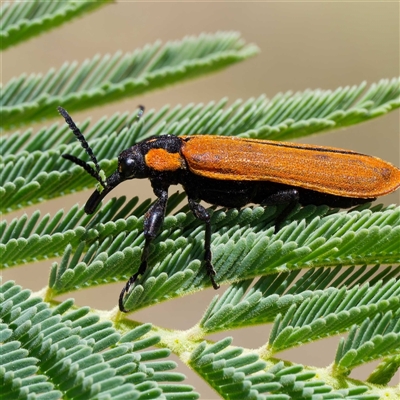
[1,281,198,399]
[2,194,399,316]
[189,338,378,399]
[2,4,399,400]
[368,355,400,385]
[334,309,400,374]
[0,0,112,51]
[1,31,259,129]
[201,265,400,336]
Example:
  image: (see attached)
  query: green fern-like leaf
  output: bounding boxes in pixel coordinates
[0,281,199,399]
[367,354,400,385]
[188,338,379,399]
[200,265,400,336]
[1,32,259,128]
[266,278,400,354]
[0,0,112,51]
[263,78,400,140]
[2,190,399,315]
[334,309,400,375]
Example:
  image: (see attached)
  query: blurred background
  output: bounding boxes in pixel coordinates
[2,2,399,397]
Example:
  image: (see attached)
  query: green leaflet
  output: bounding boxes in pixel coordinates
[189,338,379,399]
[0,281,199,399]
[0,0,112,51]
[2,192,399,319]
[1,32,259,128]
[334,309,400,374]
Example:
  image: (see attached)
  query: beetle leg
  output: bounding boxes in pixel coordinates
[260,188,299,232]
[188,198,220,290]
[119,186,169,312]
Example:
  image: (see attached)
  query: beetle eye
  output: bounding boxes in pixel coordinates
[118,156,136,178]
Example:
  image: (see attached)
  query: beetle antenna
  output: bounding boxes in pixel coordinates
[62,153,106,186]
[58,106,106,188]
[136,105,145,122]
[118,105,145,137]
[58,106,102,174]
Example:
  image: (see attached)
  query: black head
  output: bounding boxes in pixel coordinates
[84,146,149,214]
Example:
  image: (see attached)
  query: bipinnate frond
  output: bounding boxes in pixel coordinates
[0,0,111,51]
[0,280,199,399]
[4,277,394,400]
[188,337,380,399]
[263,77,400,140]
[0,193,184,269]
[2,189,399,312]
[266,274,399,354]
[200,265,400,339]
[1,32,259,128]
[2,79,399,212]
[367,355,400,385]
[334,309,400,375]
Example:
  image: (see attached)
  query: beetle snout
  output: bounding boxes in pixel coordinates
[84,171,124,214]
